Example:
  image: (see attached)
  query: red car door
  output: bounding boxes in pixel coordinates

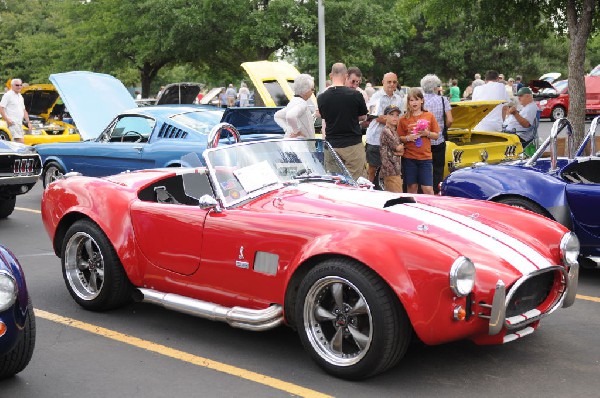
[130,201,209,275]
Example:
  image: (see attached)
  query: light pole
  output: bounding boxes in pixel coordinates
[318,0,326,93]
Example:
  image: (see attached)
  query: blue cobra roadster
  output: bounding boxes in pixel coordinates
[0,244,36,379]
[441,116,600,268]
[35,72,283,187]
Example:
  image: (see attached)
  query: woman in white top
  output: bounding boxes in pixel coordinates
[274,74,315,138]
[238,82,250,107]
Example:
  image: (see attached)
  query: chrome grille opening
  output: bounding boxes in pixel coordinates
[506,271,554,317]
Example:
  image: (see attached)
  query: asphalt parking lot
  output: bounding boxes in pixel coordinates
[0,174,599,397]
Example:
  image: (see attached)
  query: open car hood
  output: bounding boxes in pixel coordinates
[539,72,561,83]
[21,84,59,120]
[220,107,284,134]
[241,60,317,107]
[156,82,204,105]
[199,87,223,105]
[49,71,137,140]
[451,100,506,130]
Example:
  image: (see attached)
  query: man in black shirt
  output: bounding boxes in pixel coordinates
[317,63,368,180]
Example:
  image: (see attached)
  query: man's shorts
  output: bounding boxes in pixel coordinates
[402,158,433,187]
[365,143,381,167]
[334,142,367,181]
[8,123,23,139]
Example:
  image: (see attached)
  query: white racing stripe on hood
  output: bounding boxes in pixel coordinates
[294,184,403,208]
[409,203,554,271]
[294,184,549,275]
[387,204,550,276]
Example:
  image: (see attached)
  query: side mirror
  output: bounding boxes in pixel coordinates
[199,194,222,213]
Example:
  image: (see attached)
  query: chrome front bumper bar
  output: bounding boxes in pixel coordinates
[480,264,579,335]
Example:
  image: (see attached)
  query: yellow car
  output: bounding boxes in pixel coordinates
[241,60,317,107]
[0,84,80,145]
[445,100,522,176]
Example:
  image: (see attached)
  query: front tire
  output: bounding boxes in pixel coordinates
[0,196,16,219]
[0,298,36,380]
[295,258,410,379]
[0,130,10,140]
[550,105,566,121]
[496,197,546,216]
[62,219,132,311]
[42,161,65,189]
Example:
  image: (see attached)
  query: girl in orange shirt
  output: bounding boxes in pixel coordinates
[397,88,440,195]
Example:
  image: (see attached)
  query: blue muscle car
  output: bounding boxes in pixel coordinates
[0,244,36,379]
[35,72,283,187]
[441,116,600,268]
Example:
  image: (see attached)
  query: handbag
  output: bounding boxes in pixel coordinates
[441,96,449,141]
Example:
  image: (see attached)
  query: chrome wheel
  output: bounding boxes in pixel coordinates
[43,163,64,187]
[551,106,566,121]
[64,232,105,301]
[303,276,373,367]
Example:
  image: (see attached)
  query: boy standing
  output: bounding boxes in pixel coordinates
[379,105,404,192]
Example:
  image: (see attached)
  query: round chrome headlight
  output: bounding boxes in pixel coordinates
[0,272,17,312]
[540,100,548,106]
[560,232,580,267]
[450,257,476,297]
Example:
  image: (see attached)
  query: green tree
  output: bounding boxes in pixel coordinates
[410,0,599,143]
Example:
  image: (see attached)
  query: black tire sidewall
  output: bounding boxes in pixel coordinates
[61,219,124,310]
[498,197,545,215]
[42,161,64,189]
[0,298,36,379]
[0,196,16,219]
[295,258,407,379]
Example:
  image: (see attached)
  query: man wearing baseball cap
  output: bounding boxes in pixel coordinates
[501,86,538,147]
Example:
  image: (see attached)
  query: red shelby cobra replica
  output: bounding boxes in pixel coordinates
[41,139,579,379]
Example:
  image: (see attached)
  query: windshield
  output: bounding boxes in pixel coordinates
[204,139,354,207]
[170,110,223,133]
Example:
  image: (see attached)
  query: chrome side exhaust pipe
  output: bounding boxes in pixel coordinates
[135,288,284,331]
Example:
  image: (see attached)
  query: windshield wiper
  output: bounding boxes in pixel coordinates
[290,173,352,185]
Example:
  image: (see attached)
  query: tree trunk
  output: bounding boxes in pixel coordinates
[566,0,595,147]
[140,73,152,99]
[139,61,168,98]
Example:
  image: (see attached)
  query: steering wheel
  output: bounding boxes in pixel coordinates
[207,123,241,148]
[121,130,144,143]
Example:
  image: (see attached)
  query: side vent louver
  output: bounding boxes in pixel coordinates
[158,123,188,139]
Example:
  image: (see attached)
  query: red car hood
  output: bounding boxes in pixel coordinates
[256,183,566,280]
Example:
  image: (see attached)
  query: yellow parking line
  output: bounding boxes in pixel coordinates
[34,309,332,398]
[15,207,41,214]
[576,294,600,303]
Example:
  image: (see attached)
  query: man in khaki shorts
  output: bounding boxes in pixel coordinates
[317,63,368,181]
[0,78,31,143]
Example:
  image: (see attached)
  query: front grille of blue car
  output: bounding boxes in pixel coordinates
[158,123,188,139]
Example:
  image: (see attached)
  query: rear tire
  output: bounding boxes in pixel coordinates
[61,219,132,311]
[0,130,10,140]
[0,196,16,219]
[295,258,410,380]
[42,161,65,189]
[0,298,36,379]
